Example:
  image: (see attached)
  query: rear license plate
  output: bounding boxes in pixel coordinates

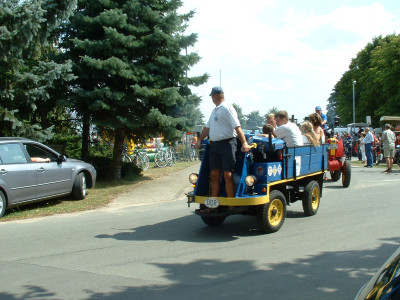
[204,197,219,208]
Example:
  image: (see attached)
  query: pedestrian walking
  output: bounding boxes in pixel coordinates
[381,123,396,173]
[343,133,353,160]
[360,127,374,168]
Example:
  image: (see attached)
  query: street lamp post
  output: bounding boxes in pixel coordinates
[352,80,356,123]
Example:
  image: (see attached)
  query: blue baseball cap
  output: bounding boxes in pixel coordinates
[209,86,224,96]
[315,106,322,111]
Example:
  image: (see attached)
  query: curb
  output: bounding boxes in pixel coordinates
[106,163,200,210]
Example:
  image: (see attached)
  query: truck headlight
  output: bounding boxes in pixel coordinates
[245,175,256,187]
[189,173,198,184]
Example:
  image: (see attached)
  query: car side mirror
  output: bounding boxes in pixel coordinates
[57,155,67,163]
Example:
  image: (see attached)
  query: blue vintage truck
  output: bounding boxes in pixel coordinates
[186,134,350,233]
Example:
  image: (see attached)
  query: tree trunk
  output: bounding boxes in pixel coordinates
[81,113,90,161]
[111,127,126,180]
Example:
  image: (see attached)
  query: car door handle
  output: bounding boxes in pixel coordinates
[0,169,7,175]
[37,167,46,173]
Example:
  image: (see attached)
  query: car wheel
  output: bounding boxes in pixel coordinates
[302,181,320,216]
[257,190,286,233]
[72,172,87,200]
[342,160,351,188]
[0,191,6,218]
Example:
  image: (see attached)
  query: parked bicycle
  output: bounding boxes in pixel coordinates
[154,146,169,168]
[154,146,176,168]
[122,145,150,170]
[166,146,177,167]
[188,144,198,161]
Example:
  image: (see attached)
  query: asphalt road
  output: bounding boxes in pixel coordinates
[0,164,399,300]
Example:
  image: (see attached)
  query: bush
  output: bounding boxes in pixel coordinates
[89,156,114,180]
[89,156,142,181]
[121,162,142,180]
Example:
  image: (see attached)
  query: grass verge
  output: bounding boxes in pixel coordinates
[1,160,200,222]
[349,157,398,170]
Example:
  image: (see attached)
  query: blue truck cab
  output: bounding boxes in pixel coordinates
[186,134,329,233]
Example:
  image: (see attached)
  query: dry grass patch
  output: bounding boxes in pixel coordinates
[1,161,199,221]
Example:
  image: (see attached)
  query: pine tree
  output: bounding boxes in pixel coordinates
[62,0,208,178]
[0,0,76,140]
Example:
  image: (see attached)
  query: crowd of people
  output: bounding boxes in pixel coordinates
[326,123,399,173]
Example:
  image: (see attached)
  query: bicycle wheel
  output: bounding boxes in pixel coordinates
[139,153,149,170]
[168,153,176,166]
[122,152,132,163]
[135,155,144,170]
[154,152,168,168]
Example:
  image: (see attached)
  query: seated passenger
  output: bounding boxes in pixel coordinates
[256,124,274,138]
[274,110,304,147]
[266,113,277,130]
[308,112,325,143]
[300,121,320,146]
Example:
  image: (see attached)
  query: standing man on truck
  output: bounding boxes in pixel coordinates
[195,87,251,199]
[315,106,327,135]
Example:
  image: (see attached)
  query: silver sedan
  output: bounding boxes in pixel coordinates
[0,137,96,218]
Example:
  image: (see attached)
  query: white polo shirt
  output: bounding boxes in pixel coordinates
[274,121,304,147]
[206,101,241,141]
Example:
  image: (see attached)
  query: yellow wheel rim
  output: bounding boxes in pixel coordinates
[311,186,320,210]
[268,199,284,226]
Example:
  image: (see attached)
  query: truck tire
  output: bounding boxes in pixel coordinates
[302,181,320,216]
[342,160,351,188]
[257,190,286,233]
[330,170,341,182]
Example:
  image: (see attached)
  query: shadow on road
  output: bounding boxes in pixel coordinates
[96,214,263,243]
[1,237,399,300]
[94,207,314,243]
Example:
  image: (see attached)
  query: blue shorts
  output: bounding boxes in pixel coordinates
[209,138,237,172]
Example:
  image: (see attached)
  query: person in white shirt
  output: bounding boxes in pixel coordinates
[195,87,251,200]
[273,110,304,147]
[360,127,374,168]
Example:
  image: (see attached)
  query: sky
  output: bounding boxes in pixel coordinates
[179,0,400,124]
